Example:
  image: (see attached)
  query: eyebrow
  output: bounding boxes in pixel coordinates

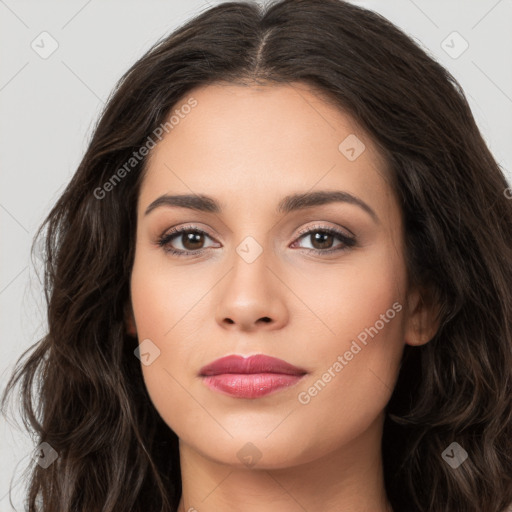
[144,190,379,223]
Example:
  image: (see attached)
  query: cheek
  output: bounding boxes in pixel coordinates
[130,245,210,340]
[293,242,407,429]
[130,249,214,435]
[294,235,406,355]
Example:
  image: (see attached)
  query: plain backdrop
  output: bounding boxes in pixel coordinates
[1,0,511,509]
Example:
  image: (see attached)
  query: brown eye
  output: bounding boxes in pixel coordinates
[293,226,356,254]
[309,231,336,250]
[179,230,206,250]
[158,226,219,257]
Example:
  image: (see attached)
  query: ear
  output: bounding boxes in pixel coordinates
[403,285,441,347]
[124,301,137,338]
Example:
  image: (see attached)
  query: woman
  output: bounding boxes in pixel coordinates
[2,0,511,510]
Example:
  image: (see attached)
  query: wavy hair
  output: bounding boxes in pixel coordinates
[2,0,512,510]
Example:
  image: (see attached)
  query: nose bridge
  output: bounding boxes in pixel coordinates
[229,232,273,296]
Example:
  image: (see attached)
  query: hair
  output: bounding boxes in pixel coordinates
[2,0,511,510]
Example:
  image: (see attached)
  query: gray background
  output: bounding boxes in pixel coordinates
[1,0,511,509]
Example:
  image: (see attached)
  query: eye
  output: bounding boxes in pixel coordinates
[292,224,356,254]
[157,223,356,257]
[157,225,219,257]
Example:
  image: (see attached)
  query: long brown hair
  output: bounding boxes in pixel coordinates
[2,1,512,510]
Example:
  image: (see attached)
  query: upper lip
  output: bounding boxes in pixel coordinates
[199,354,307,376]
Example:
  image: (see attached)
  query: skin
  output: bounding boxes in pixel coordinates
[128,82,439,512]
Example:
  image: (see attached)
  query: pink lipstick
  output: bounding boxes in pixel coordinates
[199,354,307,399]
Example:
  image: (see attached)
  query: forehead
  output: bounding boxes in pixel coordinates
[139,82,394,219]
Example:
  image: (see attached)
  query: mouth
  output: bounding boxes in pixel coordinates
[199,354,307,399]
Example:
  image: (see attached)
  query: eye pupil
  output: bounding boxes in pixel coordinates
[183,231,204,250]
[311,232,333,250]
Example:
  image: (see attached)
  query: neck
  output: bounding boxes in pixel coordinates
[176,413,393,512]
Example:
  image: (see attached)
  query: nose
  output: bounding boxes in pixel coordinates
[214,244,289,333]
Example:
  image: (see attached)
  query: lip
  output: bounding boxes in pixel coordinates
[199,354,307,399]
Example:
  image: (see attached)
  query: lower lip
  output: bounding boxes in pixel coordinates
[201,373,305,398]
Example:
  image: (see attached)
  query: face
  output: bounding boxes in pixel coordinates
[129,82,430,469]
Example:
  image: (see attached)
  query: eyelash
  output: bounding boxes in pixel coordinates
[157,224,357,258]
